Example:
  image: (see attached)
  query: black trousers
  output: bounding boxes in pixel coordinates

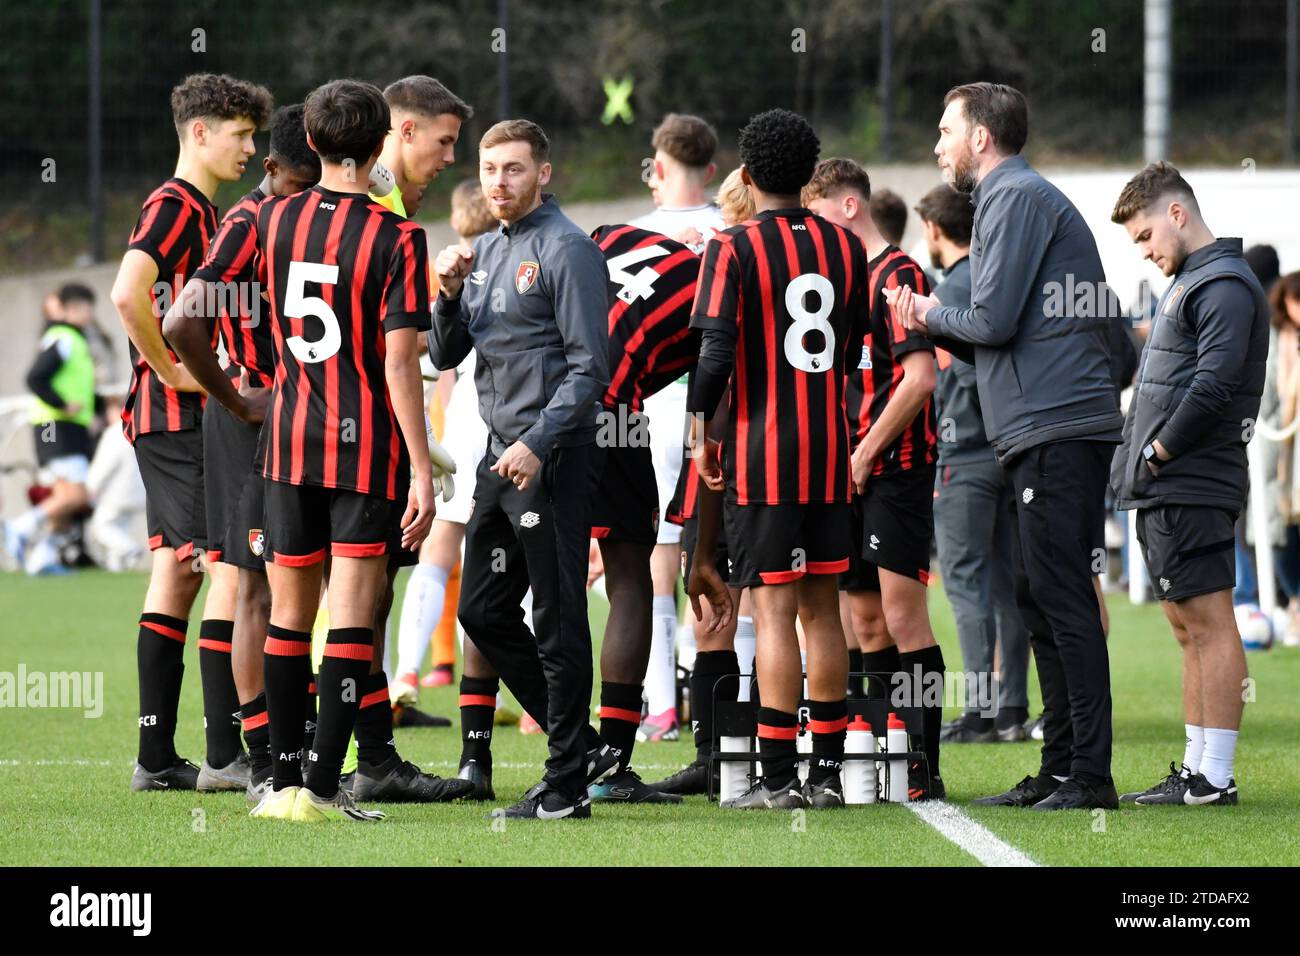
[458,442,601,800]
[1004,440,1114,780]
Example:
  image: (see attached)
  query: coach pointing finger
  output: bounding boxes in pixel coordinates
[901,83,1124,811]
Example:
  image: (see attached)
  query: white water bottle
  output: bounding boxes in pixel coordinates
[843,716,877,804]
[886,712,909,803]
[796,707,812,783]
[719,733,752,803]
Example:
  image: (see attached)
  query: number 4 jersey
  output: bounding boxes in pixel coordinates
[254,185,431,499]
[690,208,869,506]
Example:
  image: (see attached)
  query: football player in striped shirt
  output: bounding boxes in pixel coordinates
[802,158,946,800]
[112,72,272,793]
[245,80,446,821]
[164,103,321,802]
[584,223,724,802]
[688,110,870,809]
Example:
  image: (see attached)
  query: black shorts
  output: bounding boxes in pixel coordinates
[263,480,404,567]
[841,467,935,591]
[203,400,268,571]
[134,427,207,561]
[681,514,731,585]
[590,443,659,545]
[1136,504,1237,602]
[723,501,851,588]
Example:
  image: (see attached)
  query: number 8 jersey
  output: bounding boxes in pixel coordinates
[690,207,869,506]
[254,185,431,499]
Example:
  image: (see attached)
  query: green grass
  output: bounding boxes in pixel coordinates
[1,570,1298,866]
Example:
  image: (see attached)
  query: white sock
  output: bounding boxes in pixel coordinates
[12,506,45,538]
[734,616,756,703]
[395,564,449,676]
[1200,727,1238,789]
[646,595,678,716]
[1182,724,1205,775]
[676,622,697,672]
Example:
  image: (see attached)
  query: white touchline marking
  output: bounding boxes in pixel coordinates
[906,800,1040,867]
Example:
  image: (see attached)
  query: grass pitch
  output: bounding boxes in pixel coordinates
[1,570,1297,866]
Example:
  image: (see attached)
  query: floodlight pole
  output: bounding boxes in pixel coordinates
[1143,0,1172,162]
[88,0,104,263]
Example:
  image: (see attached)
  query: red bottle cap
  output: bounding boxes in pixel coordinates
[847,716,872,732]
[887,712,906,730]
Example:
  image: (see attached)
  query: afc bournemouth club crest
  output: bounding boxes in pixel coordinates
[248,528,265,557]
[516,260,540,294]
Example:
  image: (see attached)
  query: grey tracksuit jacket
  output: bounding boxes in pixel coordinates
[428,194,610,460]
[927,155,1123,464]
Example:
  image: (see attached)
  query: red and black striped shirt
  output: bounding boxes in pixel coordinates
[591,224,701,412]
[192,187,277,388]
[690,208,869,505]
[122,177,218,442]
[255,185,431,499]
[848,246,936,477]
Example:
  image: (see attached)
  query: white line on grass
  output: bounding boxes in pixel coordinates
[906,800,1040,867]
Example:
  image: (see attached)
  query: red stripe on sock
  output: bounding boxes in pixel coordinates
[197,638,232,653]
[307,682,316,695]
[459,694,497,708]
[599,705,642,723]
[241,711,269,731]
[359,688,389,709]
[264,636,311,656]
[757,723,799,740]
[322,642,372,661]
[142,620,186,643]
[807,716,848,734]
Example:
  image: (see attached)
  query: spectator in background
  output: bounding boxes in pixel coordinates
[5,283,100,574]
[916,184,1030,744]
[870,187,908,246]
[1259,270,1300,646]
[1235,245,1281,611]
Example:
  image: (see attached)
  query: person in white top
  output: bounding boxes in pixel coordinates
[628,114,724,742]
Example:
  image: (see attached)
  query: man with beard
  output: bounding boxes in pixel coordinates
[430,120,613,819]
[888,82,1124,810]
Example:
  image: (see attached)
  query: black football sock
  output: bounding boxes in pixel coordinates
[861,645,902,699]
[354,671,398,768]
[197,619,243,767]
[847,648,865,698]
[458,676,498,772]
[690,650,739,765]
[807,698,848,787]
[598,681,643,772]
[239,692,272,782]
[263,624,311,791]
[756,706,799,791]
[899,644,946,778]
[306,628,373,798]
[137,613,188,772]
